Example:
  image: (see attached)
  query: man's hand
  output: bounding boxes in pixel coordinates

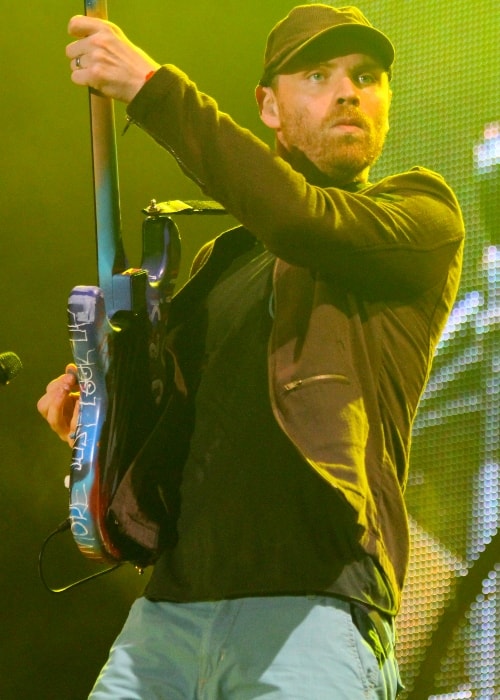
[37,364,80,446]
[66,15,160,103]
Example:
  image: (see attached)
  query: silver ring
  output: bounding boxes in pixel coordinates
[75,55,82,69]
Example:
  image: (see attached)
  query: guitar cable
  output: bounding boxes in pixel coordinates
[38,518,122,594]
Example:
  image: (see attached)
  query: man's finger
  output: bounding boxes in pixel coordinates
[67,14,108,39]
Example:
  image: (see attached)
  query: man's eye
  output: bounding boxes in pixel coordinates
[358,73,376,85]
[308,71,326,82]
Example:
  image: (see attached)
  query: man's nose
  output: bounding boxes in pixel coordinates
[334,77,360,106]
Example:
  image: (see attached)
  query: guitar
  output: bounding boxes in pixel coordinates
[67,0,181,566]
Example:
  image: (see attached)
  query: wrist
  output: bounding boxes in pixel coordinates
[126,63,161,103]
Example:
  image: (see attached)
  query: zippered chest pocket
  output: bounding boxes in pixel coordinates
[283,373,351,393]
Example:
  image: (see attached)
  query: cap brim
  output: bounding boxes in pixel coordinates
[262,24,394,84]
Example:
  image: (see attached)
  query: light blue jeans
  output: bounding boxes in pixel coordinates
[89,595,403,699]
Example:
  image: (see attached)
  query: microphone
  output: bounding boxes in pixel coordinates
[0,351,23,385]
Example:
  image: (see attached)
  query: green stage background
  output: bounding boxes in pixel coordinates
[0,1,498,697]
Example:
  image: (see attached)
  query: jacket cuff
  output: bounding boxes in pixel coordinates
[126,65,181,125]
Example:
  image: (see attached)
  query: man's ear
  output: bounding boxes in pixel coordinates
[255,85,281,129]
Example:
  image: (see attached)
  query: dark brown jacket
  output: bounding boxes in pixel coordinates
[123,66,464,610]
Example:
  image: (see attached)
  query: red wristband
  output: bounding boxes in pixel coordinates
[145,70,156,82]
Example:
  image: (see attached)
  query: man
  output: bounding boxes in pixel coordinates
[38,4,464,698]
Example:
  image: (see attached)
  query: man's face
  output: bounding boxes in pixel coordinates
[259,52,392,185]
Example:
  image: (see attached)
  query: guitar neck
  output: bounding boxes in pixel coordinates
[85,0,127,312]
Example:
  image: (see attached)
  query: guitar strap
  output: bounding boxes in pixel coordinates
[142,199,227,216]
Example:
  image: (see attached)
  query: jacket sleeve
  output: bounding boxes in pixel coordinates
[126,65,465,295]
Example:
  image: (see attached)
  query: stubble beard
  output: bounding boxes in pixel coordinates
[278,107,388,184]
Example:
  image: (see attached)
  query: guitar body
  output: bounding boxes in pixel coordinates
[68,214,181,565]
